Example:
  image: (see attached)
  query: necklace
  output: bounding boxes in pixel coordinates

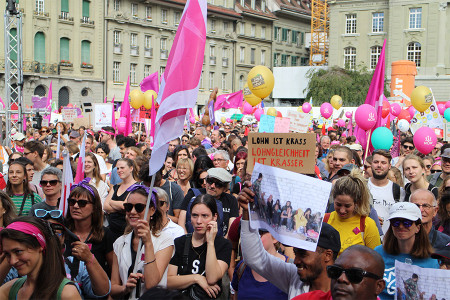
[191,243,205,260]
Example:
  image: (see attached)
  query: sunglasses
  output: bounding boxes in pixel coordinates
[35,209,63,219]
[159,201,166,206]
[68,198,92,208]
[327,265,381,284]
[123,203,146,213]
[431,170,440,174]
[403,145,415,150]
[391,218,414,228]
[206,177,226,188]
[40,180,59,186]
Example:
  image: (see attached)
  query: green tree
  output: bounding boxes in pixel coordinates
[303,66,390,106]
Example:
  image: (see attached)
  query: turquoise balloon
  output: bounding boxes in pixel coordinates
[444,108,450,122]
[371,127,393,150]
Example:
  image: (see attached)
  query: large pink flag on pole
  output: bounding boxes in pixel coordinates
[47,81,52,110]
[120,77,132,136]
[214,90,244,111]
[111,95,116,133]
[354,39,386,155]
[140,71,160,94]
[74,133,86,183]
[150,96,156,147]
[59,151,73,217]
[148,0,207,175]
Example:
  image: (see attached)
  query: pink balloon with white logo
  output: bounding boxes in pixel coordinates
[320,103,333,119]
[302,102,312,113]
[117,117,127,133]
[254,108,264,121]
[413,127,437,155]
[345,111,352,118]
[243,101,253,115]
[438,104,446,115]
[355,104,377,131]
[337,119,345,127]
[390,103,401,117]
[408,106,416,119]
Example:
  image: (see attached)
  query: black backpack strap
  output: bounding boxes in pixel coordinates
[18,194,29,216]
[181,233,192,275]
[392,182,401,202]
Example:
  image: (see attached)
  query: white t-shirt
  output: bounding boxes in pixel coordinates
[89,178,109,205]
[162,219,185,241]
[93,152,108,175]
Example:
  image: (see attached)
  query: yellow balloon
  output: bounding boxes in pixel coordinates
[411,85,432,113]
[247,65,275,99]
[221,117,226,123]
[297,106,303,112]
[143,90,157,109]
[330,95,343,110]
[267,107,277,116]
[130,89,144,109]
[195,115,199,121]
[243,84,262,107]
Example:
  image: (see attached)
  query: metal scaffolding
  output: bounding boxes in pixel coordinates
[310,0,329,66]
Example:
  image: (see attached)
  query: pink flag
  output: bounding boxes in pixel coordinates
[59,151,74,217]
[214,90,244,111]
[140,71,160,94]
[0,97,5,109]
[150,96,156,147]
[149,0,207,175]
[104,97,107,103]
[120,77,132,136]
[354,39,386,155]
[111,95,116,132]
[47,81,53,110]
[74,133,86,183]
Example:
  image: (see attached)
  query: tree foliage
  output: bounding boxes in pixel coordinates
[304,66,390,107]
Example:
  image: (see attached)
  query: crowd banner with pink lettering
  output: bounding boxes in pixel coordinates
[93,103,114,130]
[61,108,78,122]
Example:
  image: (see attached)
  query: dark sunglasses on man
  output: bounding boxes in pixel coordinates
[402,145,415,150]
[326,265,382,284]
[206,177,226,188]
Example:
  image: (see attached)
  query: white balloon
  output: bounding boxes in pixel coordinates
[397,119,410,133]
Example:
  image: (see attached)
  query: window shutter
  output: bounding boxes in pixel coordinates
[61,0,69,13]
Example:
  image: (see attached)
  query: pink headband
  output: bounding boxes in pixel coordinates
[6,222,46,250]
[100,129,115,136]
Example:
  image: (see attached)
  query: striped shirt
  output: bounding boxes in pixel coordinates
[11,193,43,216]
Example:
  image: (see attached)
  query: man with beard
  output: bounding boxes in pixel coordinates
[238,185,341,298]
[368,149,403,235]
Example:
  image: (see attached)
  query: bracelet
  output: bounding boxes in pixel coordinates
[143,258,156,265]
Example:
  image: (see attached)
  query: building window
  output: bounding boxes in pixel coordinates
[114,0,120,11]
[144,65,151,78]
[370,46,382,69]
[409,8,422,29]
[344,47,356,70]
[114,30,121,44]
[160,66,165,76]
[291,56,298,66]
[372,12,384,33]
[221,73,227,91]
[130,33,138,46]
[239,75,244,90]
[300,57,309,66]
[222,47,228,58]
[130,64,137,84]
[82,0,90,18]
[113,61,120,82]
[60,37,70,62]
[174,11,181,26]
[273,53,280,67]
[261,50,265,65]
[223,21,229,31]
[251,24,256,37]
[240,47,245,63]
[61,0,69,14]
[146,6,152,20]
[210,45,215,57]
[161,9,168,24]
[281,28,288,42]
[145,35,151,48]
[58,87,70,107]
[251,0,255,9]
[210,19,216,32]
[160,38,167,50]
[81,40,91,63]
[34,85,46,96]
[131,3,138,16]
[240,22,245,35]
[292,30,298,44]
[407,42,421,67]
[34,32,46,63]
[261,26,266,39]
[281,54,287,66]
[36,0,44,13]
[250,48,255,64]
[209,72,214,90]
[274,27,281,41]
[200,71,204,89]
[345,14,357,34]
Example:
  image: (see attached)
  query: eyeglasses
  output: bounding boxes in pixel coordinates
[403,145,415,150]
[213,158,226,162]
[23,151,32,156]
[199,177,208,183]
[431,170,441,174]
[206,177,226,188]
[123,203,146,213]
[326,265,381,283]
[414,203,435,210]
[391,218,414,228]
[35,209,63,219]
[159,201,166,207]
[68,198,92,208]
[40,180,60,186]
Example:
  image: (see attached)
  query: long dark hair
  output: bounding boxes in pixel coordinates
[0,216,65,299]
[192,155,214,188]
[190,194,219,224]
[6,161,32,197]
[65,184,104,242]
[0,191,17,226]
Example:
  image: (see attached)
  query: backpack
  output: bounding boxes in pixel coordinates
[185,188,224,236]
[392,182,401,202]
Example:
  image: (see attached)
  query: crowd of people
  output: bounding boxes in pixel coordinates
[0,118,448,300]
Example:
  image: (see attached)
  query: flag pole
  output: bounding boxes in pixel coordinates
[364,129,372,159]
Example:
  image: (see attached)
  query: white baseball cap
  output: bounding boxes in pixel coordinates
[388,202,422,222]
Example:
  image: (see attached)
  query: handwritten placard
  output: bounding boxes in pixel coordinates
[287,111,310,133]
[93,104,113,130]
[259,115,275,133]
[61,108,78,122]
[274,117,290,133]
[248,132,315,174]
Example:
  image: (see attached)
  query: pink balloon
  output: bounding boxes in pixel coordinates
[355,104,377,131]
[390,103,401,117]
[438,104,446,116]
[117,117,127,133]
[337,119,345,127]
[226,118,232,123]
[243,101,253,115]
[320,103,333,119]
[254,108,264,121]
[445,101,450,109]
[413,127,437,155]
[302,102,312,113]
[345,111,352,118]
[408,106,416,119]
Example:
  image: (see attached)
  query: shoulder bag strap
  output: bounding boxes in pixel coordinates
[18,194,28,216]
[432,229,437,245]
[169,181,172,200]
[56,278,75,300]
[181,234,192,275]
[8,277,27,300]
[360,216,366,245]
[237,262,247,282]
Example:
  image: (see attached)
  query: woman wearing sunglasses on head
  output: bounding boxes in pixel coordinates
[110,184,174,299]
[84,152,109,205]
[6,161,43,216]
[0,216,81,299]
[374,202,439,299]
[64,178,115,277]
[402,155,439,201]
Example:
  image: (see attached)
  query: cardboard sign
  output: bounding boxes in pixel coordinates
[93,104,113,130]
[61,108,78,122]
[248,132,315,174]
[140,107,151,119]
[73,114,91,129]
[287,111,310,133]
[259,115,275,133]
[274,117,290,133]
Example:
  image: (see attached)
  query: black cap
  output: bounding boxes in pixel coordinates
[317,223,341,254]
[431,244,450,260]
[336,164,358,176]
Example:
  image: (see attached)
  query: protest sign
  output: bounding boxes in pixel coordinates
[248,132,315,174]
[259,115,275,133]
[131,108,142,123]
[61,108,77,122]
[93,104,113,130]
[287,111,310,133]
[395,261,450,299]
[249,163,331,251]
[73,114,91,129]
[274,117,290,133]
[140,107,151,119]
[50,113,62,124]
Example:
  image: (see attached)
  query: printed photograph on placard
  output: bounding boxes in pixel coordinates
[249,163,332,251]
